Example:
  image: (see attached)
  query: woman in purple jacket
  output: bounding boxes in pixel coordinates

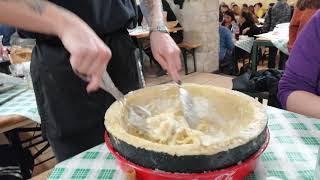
[278,11,320,119]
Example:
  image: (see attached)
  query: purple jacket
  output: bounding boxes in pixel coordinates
[278,11,320,109]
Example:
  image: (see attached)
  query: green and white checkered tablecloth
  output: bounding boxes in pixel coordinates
[48,107,320,180]
[0,85,27,105]
[0,86,40,123]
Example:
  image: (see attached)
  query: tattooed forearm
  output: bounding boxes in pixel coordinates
[140,0,166,30]
[0,0,48,14]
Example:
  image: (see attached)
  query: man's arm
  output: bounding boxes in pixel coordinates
[139,0,166,31]
[0,0,111,92]
[0,0,64,36]
[140,0,181,83]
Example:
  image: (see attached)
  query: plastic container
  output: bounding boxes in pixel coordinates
[104,129,270,180]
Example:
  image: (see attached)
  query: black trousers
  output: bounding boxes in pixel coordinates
[268,47,288,70]
[30,31,139,162]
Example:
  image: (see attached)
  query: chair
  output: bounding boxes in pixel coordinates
[178,42,201,75]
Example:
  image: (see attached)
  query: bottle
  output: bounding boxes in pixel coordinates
[231,22,240,41]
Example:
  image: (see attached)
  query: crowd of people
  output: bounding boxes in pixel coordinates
[219,0,293,74]
[219,0,320,119]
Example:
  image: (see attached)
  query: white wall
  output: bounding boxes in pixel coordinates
[168,0,220,72]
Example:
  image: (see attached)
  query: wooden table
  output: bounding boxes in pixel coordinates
[31,169,52,180]
[129,26,184,88]
[0,115,33,133]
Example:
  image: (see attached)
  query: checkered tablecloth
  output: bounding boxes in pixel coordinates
[0,86,40,123]
[48,107,320,180]
[235,37,255,53]
[0,85,28,105]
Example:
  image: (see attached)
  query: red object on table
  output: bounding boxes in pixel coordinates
[105,130,270,180]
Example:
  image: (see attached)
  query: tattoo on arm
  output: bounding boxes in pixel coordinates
[0,0,48,14]
[140,0,166,29]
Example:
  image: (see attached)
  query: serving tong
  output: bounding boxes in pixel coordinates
[77,71,199,130]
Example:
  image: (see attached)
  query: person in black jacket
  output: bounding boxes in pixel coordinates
[239,12,261,37]
[235,12,262,74]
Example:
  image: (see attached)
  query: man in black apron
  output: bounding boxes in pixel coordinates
[1,0,181,162]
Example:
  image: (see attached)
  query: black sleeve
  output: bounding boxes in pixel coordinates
[162,0,177,21]
[247,25,262,37]
[137,5,143,26]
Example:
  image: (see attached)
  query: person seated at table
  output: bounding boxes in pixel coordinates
[242,4,249,13]
[233,12,262,74]
[263,0,291,70]
[219,12,234,74]
[232,4,241,16]
[288,0,320,52]
[254,2,265,18]
[220,4,230,15]
[239,12,262,37]
[278,11,320,119]
[222,10,237,30]
[249,5,255,15]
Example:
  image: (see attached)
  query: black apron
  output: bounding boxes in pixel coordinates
[29,0,139,161]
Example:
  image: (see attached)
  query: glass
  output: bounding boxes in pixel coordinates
[9,37,35,89]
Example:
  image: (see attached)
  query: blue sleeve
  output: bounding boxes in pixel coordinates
[224,28,234,50]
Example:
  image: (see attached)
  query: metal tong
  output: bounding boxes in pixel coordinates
[177,81,199,129]
[100,71,151,131]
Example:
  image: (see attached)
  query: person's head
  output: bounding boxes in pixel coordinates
[223,10,236,25]
[232,4,241,15]
[249,5,255,14]
[242,4,249,13]
[239,12,255,26]
[254,2,263,12]
[220,2,226,6]
[220,4,230,13]
[269,3,275,8]
[296,0,320,11]
[242,4,248,9]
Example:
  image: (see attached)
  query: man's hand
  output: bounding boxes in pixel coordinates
[58,20,112,92]
[0,45,9,61]
[140,0,181,82]
[150,32,181,82]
